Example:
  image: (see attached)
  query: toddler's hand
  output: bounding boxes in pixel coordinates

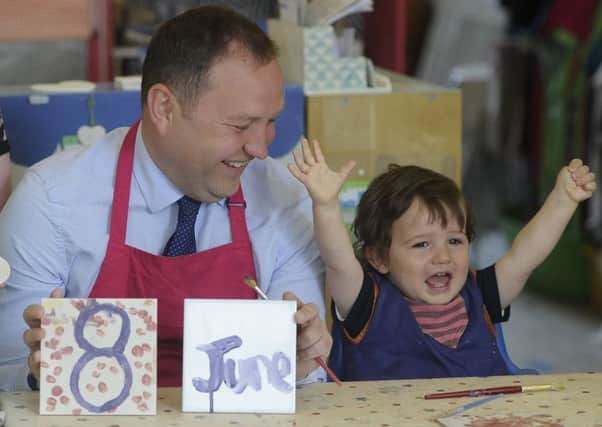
[558,158,596,203]
[288,138,355,207]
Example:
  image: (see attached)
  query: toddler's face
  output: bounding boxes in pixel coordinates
[369,200,469,305]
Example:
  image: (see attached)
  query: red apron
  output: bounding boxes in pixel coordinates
[89,122,256,386]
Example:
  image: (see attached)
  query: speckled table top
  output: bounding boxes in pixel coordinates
[1,372,601,426]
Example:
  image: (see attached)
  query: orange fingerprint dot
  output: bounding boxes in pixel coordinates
[60,395,70,405]
[138,402,149,412]
[142,343,151,353]
[53,366,62,376]
[97,362,106,370]
[45,405,55,412]
[131,395,142,404]
[46,375,56,383]
[110,366,119,374]
[128,307,138,315]
[51,385,63,397]
[98,382,108,393]
[96,329,105,337]
[50,351,62,360]
[86,383,95,392]
[144,362,153,372]
[55,326,64,336]
[41,317,51,325]
[41,361,49,368]
[136,328,146,336]
[143,391,151,400]
[92,370,100,378]
[61,346,73,355]
[72,408,82,415]
[134,361,143,369]
[47,397,57,405]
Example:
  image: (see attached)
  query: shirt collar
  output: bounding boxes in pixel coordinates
[132,122,227,212]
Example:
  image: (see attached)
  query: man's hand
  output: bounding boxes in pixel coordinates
[22,287,64,382]
[283,291,332,381]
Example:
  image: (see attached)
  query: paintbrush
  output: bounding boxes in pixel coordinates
[424,383,564,399]
[439,393,504,418]
[243,275,343,386]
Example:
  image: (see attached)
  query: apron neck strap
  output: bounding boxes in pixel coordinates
[227,186,249,242]
[109,120,139,243]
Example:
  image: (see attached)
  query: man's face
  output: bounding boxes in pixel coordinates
[369,200,470,305]
[157,51,284,202]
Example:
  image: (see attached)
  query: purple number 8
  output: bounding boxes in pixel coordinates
[70,302,132,413]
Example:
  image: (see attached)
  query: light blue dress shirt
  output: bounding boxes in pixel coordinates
[0,125,326,391]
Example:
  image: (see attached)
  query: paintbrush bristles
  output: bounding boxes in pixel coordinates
[243,276,269,300]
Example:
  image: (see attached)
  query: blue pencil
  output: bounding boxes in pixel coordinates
[442,393,504,417]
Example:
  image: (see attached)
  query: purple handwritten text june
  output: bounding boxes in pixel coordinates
[191,335,293,412]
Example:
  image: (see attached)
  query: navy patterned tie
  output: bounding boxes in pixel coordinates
[162,196,201,256]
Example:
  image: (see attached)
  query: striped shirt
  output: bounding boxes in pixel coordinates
[407,295,469,348]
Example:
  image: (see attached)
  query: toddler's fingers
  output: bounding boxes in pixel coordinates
[301,138,316,166]
[291,148,308,173]
[571,164,590,181]
[567,158,583,172]
[574,171,595,187]
[287,162,303,182]
[311,139,325,163]
[583,181,597,192]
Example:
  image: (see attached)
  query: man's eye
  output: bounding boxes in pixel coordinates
[233,125,249,131]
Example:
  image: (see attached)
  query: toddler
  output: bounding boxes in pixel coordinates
[289,139,596,380]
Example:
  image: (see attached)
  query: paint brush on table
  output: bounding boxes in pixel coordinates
[243,275,343,386]
[440,393,504,417]
[424,383,563,399]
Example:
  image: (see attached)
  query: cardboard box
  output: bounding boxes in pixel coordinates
[307,70,462,184]
[267,19,371,93]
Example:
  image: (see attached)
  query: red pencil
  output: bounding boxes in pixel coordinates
[243,276,343,385]
[424,384,559,399]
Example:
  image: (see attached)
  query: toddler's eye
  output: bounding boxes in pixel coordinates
[412,241,428,249]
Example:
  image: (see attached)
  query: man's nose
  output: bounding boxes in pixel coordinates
[244,125,273,159]
[244,139,269,159]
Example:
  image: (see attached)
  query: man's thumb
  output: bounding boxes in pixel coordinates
[50,287,64,298]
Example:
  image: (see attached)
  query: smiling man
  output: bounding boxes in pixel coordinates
[0,6,330,391]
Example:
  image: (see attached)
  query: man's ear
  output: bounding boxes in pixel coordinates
[145,84,177,136]
[365,246,389,274]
